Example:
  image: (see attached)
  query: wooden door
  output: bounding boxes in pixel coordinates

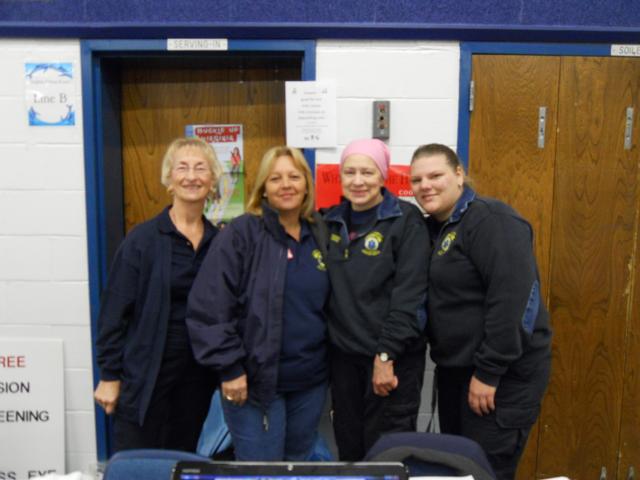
[469,54,640,479]
[537,56,640,480]
[469,55,560,479]
[120,55,300,231]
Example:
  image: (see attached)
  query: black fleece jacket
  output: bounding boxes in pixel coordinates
[324,189,429,359]
[426,186,552,387]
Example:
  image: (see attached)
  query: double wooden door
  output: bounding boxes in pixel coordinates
[469,55,640,480]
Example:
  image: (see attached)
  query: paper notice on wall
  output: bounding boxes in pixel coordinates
[185,124,245,225]
[286,81,337,148]
[315,164,417,209]
[0,338,65,479]
[25,62,76,126]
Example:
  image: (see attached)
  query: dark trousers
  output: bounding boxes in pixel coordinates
[437,363,550,480]
[113,342,217,453]
[330,347,426,461]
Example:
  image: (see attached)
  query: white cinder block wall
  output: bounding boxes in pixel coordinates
[316,40,460,430]
[0,38,459,471]
[0,39,96,473]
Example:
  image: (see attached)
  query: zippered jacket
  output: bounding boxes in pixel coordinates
[187,205,329,408]
[95,207,218,424]
[324,189,429,359]
[427,186,552,386]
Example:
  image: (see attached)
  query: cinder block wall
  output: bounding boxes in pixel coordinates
[316,39,460,430]
[0,39,96,473]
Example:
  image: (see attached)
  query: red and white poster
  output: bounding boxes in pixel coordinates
[185,123,244,225]
[315,164,416,209]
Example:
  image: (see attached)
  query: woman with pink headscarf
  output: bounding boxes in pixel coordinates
[323,138,430,460]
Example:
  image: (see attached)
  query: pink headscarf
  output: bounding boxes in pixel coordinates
[340,139,390,180]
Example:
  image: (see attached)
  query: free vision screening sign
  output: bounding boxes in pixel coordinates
[0,339,65,479]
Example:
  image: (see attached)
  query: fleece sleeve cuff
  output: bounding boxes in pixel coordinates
[473,368,501,387]
[220,361,246,382]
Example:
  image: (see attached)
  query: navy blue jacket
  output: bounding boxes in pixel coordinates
[187,205,329,408]
[324,189,429,359]
[427,186,552,387]
[95,207,218,424]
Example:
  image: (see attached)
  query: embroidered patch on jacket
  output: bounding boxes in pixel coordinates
[362,231,384,256]
[312,249,327,271]
[437,231,457,256]
[330,233,341,243]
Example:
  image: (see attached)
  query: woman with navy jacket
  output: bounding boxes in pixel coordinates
[324,138,430,461]
[409,143,552,480]
[187,146,330,461]
[94,137,223,452]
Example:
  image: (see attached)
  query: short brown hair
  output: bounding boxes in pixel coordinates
[411,143,473,187]
[246,146,315,221]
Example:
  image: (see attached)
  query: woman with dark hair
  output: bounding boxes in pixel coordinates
[324,138,429,461]
[94,137,223,452]
[410,143,552,480]
[187,146,330,461]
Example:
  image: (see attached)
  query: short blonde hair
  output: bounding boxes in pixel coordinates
[246,146,315,221]
[161,137,224,200]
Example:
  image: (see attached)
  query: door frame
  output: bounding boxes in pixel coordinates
[456,42,613,167]
[80,39,316,460]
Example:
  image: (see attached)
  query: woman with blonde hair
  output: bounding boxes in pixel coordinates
[95,137,223,451]
[188,146,330,460]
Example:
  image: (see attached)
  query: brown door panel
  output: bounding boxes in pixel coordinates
[538,56,640,479]
[121,57,300,231]
[468,54,561,480]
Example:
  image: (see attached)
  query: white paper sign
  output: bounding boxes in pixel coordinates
[611,44,640,57]
[286,80,337,148]
[25,63,76,126]
[0,338,65,479]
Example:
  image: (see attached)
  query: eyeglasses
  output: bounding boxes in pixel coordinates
[173,165,212,176]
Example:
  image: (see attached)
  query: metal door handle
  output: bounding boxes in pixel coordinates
[625,107,634,150]
[538,107,547,148]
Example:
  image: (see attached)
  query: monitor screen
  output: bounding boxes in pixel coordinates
[172,461,408,480]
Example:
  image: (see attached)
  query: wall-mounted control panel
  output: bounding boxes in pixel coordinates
[373,100,390,140]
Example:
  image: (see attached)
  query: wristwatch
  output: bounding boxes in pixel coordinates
[378,352,391,362]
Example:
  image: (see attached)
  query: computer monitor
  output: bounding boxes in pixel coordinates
[172,461,408,480]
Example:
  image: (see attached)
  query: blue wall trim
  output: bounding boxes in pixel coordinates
[81,41,110,462]
[456,42,615,171]
[3,22,640,43]
[82,38,315,460]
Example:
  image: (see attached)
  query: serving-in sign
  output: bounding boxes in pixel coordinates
[167,39,228,51]
[0,338,65,479]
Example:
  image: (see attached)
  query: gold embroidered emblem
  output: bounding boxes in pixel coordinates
[312,249,327,271]
[437,231,457,256]
[362,232,384,256]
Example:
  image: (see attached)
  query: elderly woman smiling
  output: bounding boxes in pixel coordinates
[323,138,430,461]
[94,137,223,452]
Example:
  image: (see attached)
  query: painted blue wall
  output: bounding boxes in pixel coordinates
[1,0,639,41]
